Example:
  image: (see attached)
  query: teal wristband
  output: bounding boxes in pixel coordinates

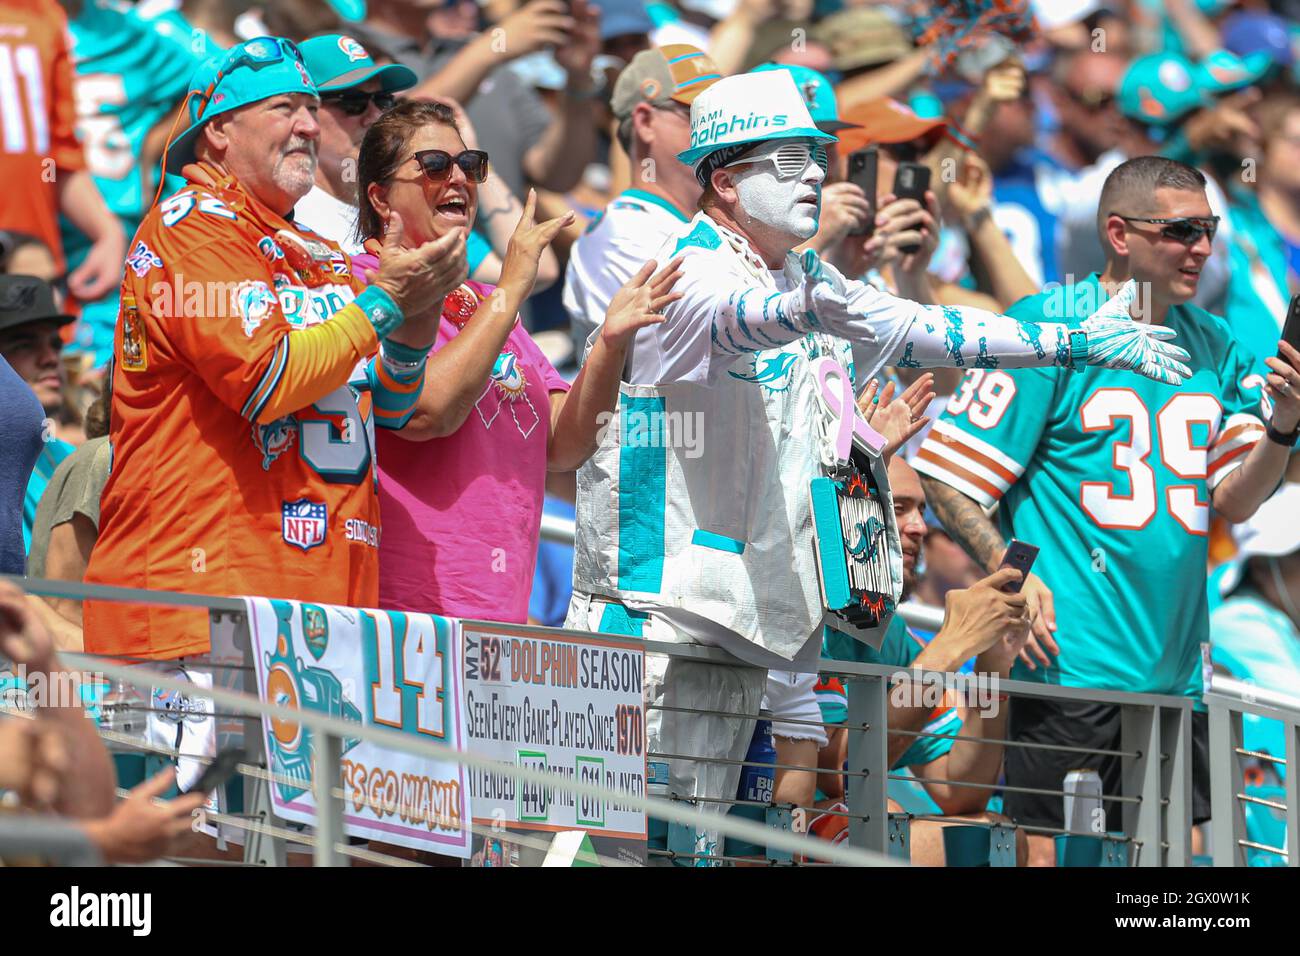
[356,285,404,338]
[381,337,430,367]
[1067,329,1088,371]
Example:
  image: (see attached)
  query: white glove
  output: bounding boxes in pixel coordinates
[1079,280,1192,385]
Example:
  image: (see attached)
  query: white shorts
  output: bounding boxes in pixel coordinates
[762,670,828,748]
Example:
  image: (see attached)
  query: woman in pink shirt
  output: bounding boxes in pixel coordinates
[353,100,681,621]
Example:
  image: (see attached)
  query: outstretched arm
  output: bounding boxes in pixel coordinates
[656,237,1190,387]
[868,279,1192,384]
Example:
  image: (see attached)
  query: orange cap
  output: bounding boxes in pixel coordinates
[835,97,948,154]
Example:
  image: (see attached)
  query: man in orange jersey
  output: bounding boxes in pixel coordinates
[0,0,123,300]
[83,37,467,660]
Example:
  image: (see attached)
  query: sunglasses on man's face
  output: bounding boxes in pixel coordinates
[1114,214,1220,245]
[321,90,397,117]
[411,148,490,183]
[723,141,829,181]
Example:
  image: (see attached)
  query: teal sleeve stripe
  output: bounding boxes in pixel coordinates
[815,695,848,726]
[691,529,746,554]
[597,602,649,637]
[617,395,667,593]
[370,364,424,431]
[894,710,961,769]
[355,284,404,338]
[243,337,289,421]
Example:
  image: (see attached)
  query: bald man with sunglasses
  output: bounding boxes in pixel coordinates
[917,155,1300,865]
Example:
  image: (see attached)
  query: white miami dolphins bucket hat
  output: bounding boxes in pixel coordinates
[678,69,835,185]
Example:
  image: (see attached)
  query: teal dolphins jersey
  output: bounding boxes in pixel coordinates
[915,274,1269,696]
[820,619,962,769]
[59,1,202,361]
[134,2,226,60]
[135,3,226,203]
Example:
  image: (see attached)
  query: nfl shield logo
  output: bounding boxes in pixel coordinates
[282,499,327,552]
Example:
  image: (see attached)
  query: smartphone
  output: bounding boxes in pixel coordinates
[892,161,931,254]
[1281,293,1300,356]
[998,539,1039,594]
[893,161,931,203]
[183,747,246,796]
[847,147,878,238]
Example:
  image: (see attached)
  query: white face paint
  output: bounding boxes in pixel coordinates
[731,144,823,241]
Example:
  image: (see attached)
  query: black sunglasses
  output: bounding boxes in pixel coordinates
[1113,214,1220,245]
[411,148,490,183]
[321,90,397,116]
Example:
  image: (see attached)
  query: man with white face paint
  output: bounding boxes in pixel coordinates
[564,69,1195,863]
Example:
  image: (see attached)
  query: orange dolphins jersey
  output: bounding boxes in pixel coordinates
[84,167,423,659]
[0,0,86,272]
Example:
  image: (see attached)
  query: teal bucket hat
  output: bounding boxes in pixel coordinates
[165,36,318,174]
[751,63,861,134]
[299,34,417,93]
[679,70,835,169]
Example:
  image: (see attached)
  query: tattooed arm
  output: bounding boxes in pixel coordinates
[919,476,1006,574]
[919,475,1061,670]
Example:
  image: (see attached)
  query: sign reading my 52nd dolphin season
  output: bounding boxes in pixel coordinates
[462,625,647,848]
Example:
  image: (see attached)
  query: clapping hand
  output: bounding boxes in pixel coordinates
[600,257,685,351]
[856,373,936,460]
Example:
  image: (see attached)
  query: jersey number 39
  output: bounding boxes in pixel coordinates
[1079,388,1221,535]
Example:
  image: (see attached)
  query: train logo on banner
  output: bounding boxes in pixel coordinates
[263,601,362,803]
[247,598,472,858]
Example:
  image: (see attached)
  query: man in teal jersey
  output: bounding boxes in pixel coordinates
[818,456,1029,864]
[58,0,205,367]
[915,156,1300,865]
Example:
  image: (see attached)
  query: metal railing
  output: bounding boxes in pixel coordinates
[1206,676,1300,867]
[4,574,1297,866]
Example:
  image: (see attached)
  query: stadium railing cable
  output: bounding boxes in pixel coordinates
[7,574,1296,866]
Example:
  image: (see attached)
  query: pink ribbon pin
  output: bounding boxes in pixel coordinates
[815,357,886,460]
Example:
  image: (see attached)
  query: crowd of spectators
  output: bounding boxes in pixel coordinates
[4,0,1300,865]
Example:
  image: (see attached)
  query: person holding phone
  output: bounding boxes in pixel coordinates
[816,456,1030,865]
[916,156,1300,865]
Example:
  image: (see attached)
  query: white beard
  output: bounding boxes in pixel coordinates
[734,166,820,241]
